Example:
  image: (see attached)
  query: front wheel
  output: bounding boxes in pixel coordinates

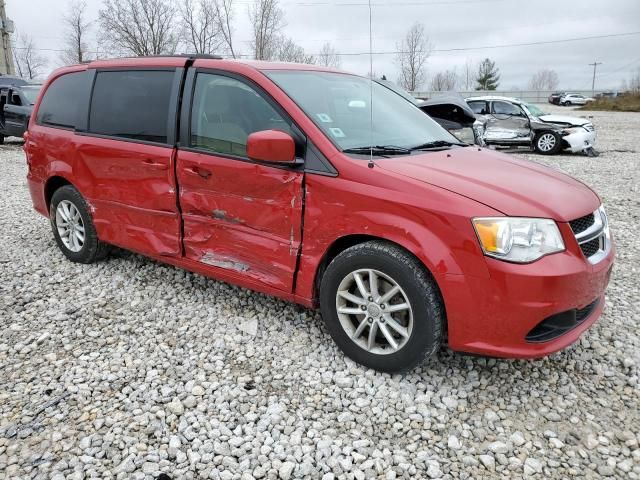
[319,241,444,373]
[50,185,109,263]
[534,131,562,155]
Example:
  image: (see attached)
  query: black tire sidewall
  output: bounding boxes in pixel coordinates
[320,245,441,373]
[50,186,104,263]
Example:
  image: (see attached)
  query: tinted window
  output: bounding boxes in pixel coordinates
[492,101,522,116]
[37,72,88,128]
[89,70,174,143]
[467,101,487,115]
[190,73,291,157]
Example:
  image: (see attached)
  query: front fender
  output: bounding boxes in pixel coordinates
[295,173,497,303]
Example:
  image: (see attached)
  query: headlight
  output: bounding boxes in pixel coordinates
[472,217,565,263]
[562,127,585,135]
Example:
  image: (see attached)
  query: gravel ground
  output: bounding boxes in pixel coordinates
[1,106,638,479]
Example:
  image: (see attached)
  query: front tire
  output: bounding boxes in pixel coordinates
[50,185,109,263]
[319,241,444,373]
[534,131,562,155]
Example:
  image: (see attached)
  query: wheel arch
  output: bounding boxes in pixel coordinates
[312,234,446,310]
[44,176,74,211]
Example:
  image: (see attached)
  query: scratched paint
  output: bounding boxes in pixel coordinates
[200,252,249,272]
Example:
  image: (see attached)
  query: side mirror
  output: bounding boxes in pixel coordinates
[246,130,296,164]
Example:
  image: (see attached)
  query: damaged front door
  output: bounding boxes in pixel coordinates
[177,72,304,292]
[484,100,531,144]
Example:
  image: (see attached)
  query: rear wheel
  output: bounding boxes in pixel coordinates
[319,241,444,373]
[534,131,562,155]
[50,185,109,263]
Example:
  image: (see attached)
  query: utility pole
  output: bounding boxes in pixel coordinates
[0,0,15,75]
[589,61,602,97]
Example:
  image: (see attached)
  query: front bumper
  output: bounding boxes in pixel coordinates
[563,130,596,153]
[443,224,614,358]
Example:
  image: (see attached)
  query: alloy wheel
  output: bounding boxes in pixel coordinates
[55,200,85,252]
[537,133,557,152]
[335,269,413,355]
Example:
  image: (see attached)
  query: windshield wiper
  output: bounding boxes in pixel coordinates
[343,145,411,156]
[409,140,467,151]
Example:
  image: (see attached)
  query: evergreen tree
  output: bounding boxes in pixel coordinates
[475,58,500,90]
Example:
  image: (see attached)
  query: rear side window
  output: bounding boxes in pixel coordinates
[467,101,487,115]
[37,72,88,129]
[89,70,175,144]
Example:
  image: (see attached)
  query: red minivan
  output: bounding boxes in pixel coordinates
[25,55,614,372]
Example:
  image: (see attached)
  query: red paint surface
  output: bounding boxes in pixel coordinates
[246,130,296,163]
[25,58,615,359]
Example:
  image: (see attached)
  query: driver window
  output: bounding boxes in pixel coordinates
[492,101,522,116]
[190,73,291,158]
[10,93,22,106]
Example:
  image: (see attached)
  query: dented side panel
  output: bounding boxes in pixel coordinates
[74,135,181,256]
[177,150,304,292]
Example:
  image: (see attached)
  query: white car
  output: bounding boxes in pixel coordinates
[559,93,592,106]
[466,96,597,155]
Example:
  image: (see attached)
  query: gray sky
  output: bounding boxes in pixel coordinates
[8,0,640,90]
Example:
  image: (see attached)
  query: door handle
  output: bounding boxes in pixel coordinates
[185,166,212,179]
[143,159,169,171]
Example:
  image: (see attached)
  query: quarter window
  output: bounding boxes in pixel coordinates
[37,72,89,129]
[89,70,175,144]
[190,73,291,157]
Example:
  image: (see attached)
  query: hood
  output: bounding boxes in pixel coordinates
[537,114,590,127]
[377,147,600,221]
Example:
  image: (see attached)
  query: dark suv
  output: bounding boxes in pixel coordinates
[0,85,41,143]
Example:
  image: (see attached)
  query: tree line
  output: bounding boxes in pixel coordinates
[13,0,638,93]
[13,0,342,80]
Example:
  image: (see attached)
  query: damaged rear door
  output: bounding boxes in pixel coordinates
[176,70,304,292]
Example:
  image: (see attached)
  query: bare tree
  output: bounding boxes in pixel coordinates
[395,22,431,92]
[180,0,223,54]
[276,37,314,64]
[430,70,458,91]
[248,0,285,61]
[528,69,559,90]
[60,0,93,65]
[318,42,340,68]
[627,67,640,93]
[212,0,237,58]
[13,33,47,80]
[99,0,179,56]
[460,59,475,90]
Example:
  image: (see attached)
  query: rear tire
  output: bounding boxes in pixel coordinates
[534,131,562,155]
[0,134,4,145]
[319,241,444,373]
[50,185,109,263]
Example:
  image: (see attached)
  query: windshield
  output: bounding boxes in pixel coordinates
[21,86,41,104]
[523,102,546,117]
[266,71,460,155]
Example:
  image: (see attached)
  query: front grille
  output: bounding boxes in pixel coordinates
[525,298,600,343]
[569,208,609,264]
[570,213,595,235]
[580,237,601,258]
